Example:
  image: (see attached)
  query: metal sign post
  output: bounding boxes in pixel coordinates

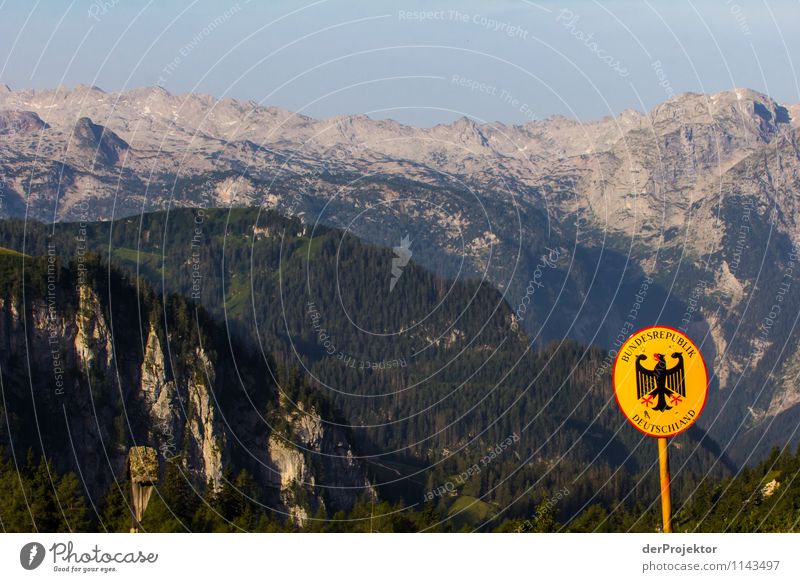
[612,326,708,533]
[658,437,672,533]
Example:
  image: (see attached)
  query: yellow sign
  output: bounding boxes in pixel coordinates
[613,326,708,437]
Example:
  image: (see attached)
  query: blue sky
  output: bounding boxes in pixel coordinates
[1,0,798,126]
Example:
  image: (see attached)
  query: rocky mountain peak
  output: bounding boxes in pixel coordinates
[0,110,48,135]
[650,88,790,142]
[440,116,491,150]
[73,83,105,94]
[70,116,129,166]
[716,88,789,130]
[127,85,171,99]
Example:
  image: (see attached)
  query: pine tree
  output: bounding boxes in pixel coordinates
[99,482,132,533]
[160,461,201,527]
[54,472,90,532]
[26,455,62,532]
[0,449,35,531]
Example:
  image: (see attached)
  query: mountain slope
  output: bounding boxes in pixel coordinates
[2,85,800,465]
[0,251,370,527]
[0,209,732,528]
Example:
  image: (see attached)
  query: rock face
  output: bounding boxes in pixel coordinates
[0,110,48,135]
[266,402,372,525]
[0,283,225,489]
[74,285,114,372]
[3,85,800,461]
[0,258,369,515]
[267,436,310,525]
[69,117,128,166]
[137,326,226,488]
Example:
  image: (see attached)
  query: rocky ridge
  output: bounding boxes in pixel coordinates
[0,256,370,521]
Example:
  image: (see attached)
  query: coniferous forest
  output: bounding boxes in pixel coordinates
[0,209,798,532]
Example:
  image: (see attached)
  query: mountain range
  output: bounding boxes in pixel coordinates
[2,83,800,482]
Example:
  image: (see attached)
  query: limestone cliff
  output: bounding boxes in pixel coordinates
[0,256,369,517]
[266,402,372,525]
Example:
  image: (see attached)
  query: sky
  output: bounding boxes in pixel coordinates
[0,0,799,126]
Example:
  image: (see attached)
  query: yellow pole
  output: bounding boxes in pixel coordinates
[658,437,672,533]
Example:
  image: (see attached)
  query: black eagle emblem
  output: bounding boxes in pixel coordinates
[636,352,686,412]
